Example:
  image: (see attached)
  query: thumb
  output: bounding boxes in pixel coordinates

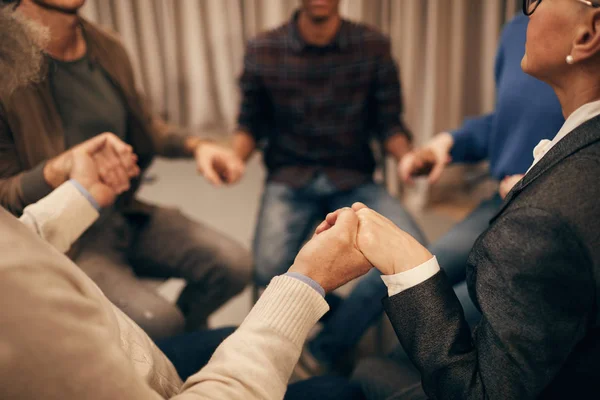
[428,159,446,184]
[329,208,359,239]
[198,155,223,186]
[80,135,108,155]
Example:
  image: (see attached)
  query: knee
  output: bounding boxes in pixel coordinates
[128,302,186,340]
[220,248,253,295]
[188,243,253,295]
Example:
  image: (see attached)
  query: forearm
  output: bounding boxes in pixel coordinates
[383,210,593,399]
[450,113,493,163]
[384,272,484,399]
[174,275,329,400]
[19,181,99,254]
[148,116,205,159]
[233,130,257,162]
[384,133,412,161]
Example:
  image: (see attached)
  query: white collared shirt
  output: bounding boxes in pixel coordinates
[528,99,600,173]
[382,100,600,298]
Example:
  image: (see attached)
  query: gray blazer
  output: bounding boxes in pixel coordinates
[384,115,600,399]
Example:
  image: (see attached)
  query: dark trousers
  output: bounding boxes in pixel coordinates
[157,328,365,399]
[75,206,252,339]
[156,327,236,381]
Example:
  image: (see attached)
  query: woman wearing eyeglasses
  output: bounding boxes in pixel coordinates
[346,1,600,398]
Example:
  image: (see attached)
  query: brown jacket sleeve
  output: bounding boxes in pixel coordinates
[0,104,53,215]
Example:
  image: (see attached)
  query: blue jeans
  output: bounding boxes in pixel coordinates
[308,194,504,366]
[253,174,427,287]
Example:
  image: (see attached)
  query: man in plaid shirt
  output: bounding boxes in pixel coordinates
[230,0,427,375]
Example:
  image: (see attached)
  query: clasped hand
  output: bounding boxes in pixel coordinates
[289,203,432,293]
[46,132,140,208]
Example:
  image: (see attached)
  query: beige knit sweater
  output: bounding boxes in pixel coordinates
[0,182,329,399]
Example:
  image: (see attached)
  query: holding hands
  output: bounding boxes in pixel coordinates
[290,203,432,291]
[289,208,373,292]
[45,132,140,208]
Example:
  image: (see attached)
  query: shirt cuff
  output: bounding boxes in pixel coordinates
[381,256,440,297]
[69,179,100,211]
[284,272,326,298]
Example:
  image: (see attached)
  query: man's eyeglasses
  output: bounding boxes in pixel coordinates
[523,0,600,16]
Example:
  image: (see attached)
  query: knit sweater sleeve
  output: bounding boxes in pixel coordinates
[19,181,99,254]
[173,275,329,399]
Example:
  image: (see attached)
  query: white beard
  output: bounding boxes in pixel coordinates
[0,7,49,96]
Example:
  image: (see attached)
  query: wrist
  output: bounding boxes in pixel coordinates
[43,154,71,189]
[68,179,101,211]
[289,262,321,288]
[284,272,325,297]
[433,132,454,153]
[185,136,209,156]
[233,130,256,162]
[391,249,434,275]
[385,134,412,160]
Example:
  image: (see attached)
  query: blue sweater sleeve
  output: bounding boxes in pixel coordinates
[450,28,506,164]
[450,113,494,163]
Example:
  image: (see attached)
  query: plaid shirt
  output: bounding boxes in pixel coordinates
[238,11,410,189]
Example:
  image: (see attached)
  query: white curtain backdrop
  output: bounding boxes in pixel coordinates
[80,0,521,200]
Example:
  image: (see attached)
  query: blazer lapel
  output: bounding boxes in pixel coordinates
[489,115,600,224]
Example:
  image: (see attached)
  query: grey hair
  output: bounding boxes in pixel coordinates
[0,5,49,96]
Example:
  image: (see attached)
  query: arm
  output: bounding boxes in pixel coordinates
[0,205,369,399]
[18,134,138,253]
[383,209,594,399]
[399,33,506,183]
[0,267,327,400]
[19,181,99,254]
[233,41,268,162]
[174,276,328,399]
[373,39,412,160]
[233,130,257,163]
[448,113,495,164]
[0,104,54,215]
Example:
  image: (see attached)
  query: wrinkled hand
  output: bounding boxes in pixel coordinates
[84,132,139,192]
[70,134,140,208]
[44,132,139,191]
[289,208,373,292]
[317,203,432,276]
[195,142,245,186]
[398,132,453,185]
[499,174,524,199]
